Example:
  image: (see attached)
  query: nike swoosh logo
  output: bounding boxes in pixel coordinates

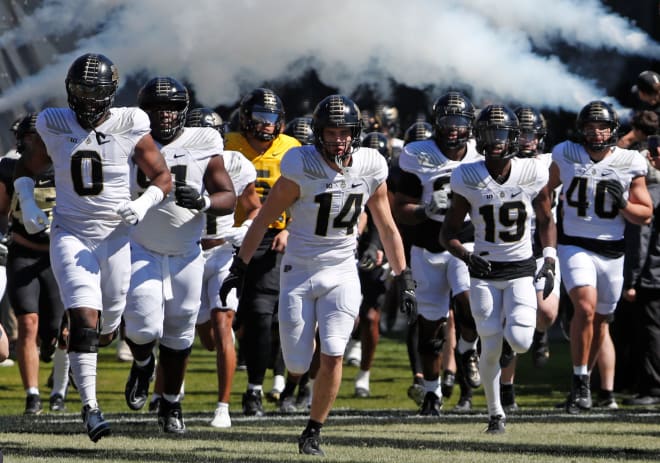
[174,154,185,158]
[511,191,521,198]
[36,180,51,186]
[351,183,361,188]
[601,172,612,176]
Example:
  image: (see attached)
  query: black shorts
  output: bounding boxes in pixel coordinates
[358,267,387,316]
[7,242,65,340]
[238,229,283,316]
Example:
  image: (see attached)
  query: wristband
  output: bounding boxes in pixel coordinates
[200,195,211,212]
[542,247,557,259]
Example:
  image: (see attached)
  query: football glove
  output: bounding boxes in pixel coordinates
[600,180,627,210]
[424,189,449,217]
[116,185,164,225]
[219,256,248,306]
[358,244,380,271]
[13,177,50,235]
[535,257,556,300]
[175,184,209,211]
[462,252,491,278]
[394,268,417,324]
[223,220,253,247]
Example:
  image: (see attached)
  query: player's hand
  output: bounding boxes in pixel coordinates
[600,180,627,210]
[13,177,49,234]
[535,257,555,300]
[219,256,248,306]
[463,252,491,277]
[175,184,208,210]
[358,245,381,271]
[116,201,141,225]
[424,189,449,216]
[224,220,252,247]
[394,268,417,324]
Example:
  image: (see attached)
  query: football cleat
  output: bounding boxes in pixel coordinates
[149,397,161,413]
[298,430,325,457]
[295,384,312,409]
[441,370,456,399]
[566,374,592,414]
[407,382,425,406]
[485,414,506,434]
[354,386,370,398]
[278,393,298,413]
[124,354,155,411]
[242,389,264,416]
[460,350,481,388]
[82,405,111,442]
[158,399,186,434]
[210,406,231,428]
[531,330,550,368]
[419,391,442,416]
[49,393,66,412]
[24,394,43,415]
[453,396,472,413]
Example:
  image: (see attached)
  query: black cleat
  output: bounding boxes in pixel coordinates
[158,399,186,434]
[354,386,370,398]
[453,396,472,413]
[295,384,311,409]
[24,394,43,415]
[566,374,592,414]
[419,391,442,416]
[485,414,506,434]
[460,350,481,388]
[242,389,264,416]
[49,393,66,412]
[124,354,155,411]
[148,397,161,413]
[531,330,550,368]
[441,370,456,399]
[407,382,425,406]
[298,430,325,456]
[82,405,111,442]
[278,393,298,413]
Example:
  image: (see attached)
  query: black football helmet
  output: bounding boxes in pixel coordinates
[284,116,314,145]
[186,107,224,135]
[431,91,475,151]
[361,132,392,161]
[312,95,362,165]
[15,113,38,154]
[474,104,520,160]
[375,104,401,138]
[138,77,189,144]
[65,53,119,129]
[514,106,547,157]
[403,121,433,145]
[239,88,284,141]
[576,100,619,152]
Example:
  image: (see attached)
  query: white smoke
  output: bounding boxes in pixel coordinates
[0,0,658,115]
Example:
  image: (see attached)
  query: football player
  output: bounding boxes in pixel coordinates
[392,91,482,415]
[440,104,556,434]
[546,101,652,413]
[219,94,415,457]
[2,114,70,415]
[121,77,235,434]
[12,53,172,442]
[223,88,300,417]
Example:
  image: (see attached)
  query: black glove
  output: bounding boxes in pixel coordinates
[600,180,627,210]
[358,245,380,271]
[463,252,491,277]
[219,256,248,306]
[394,268,417,324]
[534,257,555,300]
[175,184,207,210]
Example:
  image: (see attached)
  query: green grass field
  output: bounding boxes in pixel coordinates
[1,331,659,462]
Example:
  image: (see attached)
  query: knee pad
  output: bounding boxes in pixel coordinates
[68,327,100,353]
[420,337,444,356]
[159,343,192,361]
[505,324,535,354]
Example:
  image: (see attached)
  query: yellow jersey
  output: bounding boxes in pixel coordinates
[224,131,301,229]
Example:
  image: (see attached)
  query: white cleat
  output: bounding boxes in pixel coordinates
[211,406,231,428]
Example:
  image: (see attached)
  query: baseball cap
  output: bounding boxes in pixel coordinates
[632,70,660,95]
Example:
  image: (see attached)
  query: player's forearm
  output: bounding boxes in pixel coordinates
[236,213,271,264]
[380,229,406,275]
[621,203,653,226]
[206,189,237,217]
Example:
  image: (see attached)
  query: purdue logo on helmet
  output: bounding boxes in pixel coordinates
[284,116,314,145]
[186,107,225,135]
[239,88,284,142]
[576,100,619,152]
[65,53,119,129]
[431,91,475,150]
[138,77,189,144]
[312,95,362,165]
[474,104,520,160]
[361,132,392,161]
[403,121,433,145]
[514,106,547,157]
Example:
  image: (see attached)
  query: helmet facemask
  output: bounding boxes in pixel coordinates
[144,101,188,144]
[434,115,472,151]
[66,81,117,129]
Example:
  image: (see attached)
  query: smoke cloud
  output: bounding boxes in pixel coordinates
[0,0,658,116]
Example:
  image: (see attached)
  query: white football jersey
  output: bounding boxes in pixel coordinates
[281,145,388,262]
[203,150,257,240]
[451,157,548,262]
[36,107,150,240]
[552,141,647,241]
[399,139,481,222]
[130,127,221,255]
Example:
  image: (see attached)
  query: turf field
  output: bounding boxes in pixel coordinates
[1,331,659,462]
